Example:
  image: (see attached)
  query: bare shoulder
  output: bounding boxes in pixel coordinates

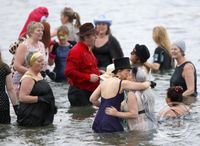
[184,62,194,70]
[183,63,195,74]
[21,76,35,85]
[121,79,130,86]
[159,109,175,117]
[16,43,27,53]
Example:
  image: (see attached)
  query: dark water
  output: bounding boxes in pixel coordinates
[0,0,200,145]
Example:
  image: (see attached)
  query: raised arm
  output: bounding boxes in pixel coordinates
[122,80,150,91]
[144,62,160,71]
[51,28,58,37]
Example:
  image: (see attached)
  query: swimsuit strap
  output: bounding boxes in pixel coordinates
[20,71,40,83]
[170,108,180,116]
[117,80,123,95]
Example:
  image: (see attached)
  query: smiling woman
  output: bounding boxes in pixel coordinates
[92,14,124,72]
[170,40,197,98]
[0,0,200,145]
[12,22,47,97]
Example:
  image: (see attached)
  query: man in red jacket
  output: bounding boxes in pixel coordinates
[65,22,100,106]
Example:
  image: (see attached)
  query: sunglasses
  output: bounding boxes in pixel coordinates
[131,50,136,55]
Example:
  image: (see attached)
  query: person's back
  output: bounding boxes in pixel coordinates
[90,57,151,133]
[159,86,190,118]
[144,26,174,72]
[100,77,122,98]
[92,78,124,133]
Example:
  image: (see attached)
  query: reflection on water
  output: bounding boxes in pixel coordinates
[0,0,200,145]
[92,130,156,146]
[68,106,96,120]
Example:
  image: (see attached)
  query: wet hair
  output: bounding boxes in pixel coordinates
[167,86,184,103]
[57,25,69,36]
[61,7,81,28]
[153,26,172,58]
[27,21,44,37]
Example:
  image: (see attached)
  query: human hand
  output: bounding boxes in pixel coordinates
[99,70,105,75]
[150,81,157,88]
[144,81,151,88]
[105,106,118,116]
[89,74,99,82]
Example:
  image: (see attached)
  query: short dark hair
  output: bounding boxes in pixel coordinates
[167,86,184,103]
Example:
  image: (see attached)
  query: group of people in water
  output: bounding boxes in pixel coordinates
[0,5,197,134]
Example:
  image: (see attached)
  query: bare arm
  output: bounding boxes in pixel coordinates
[6,74,18,106]
[182,64,195,96]
[19,77,38,103]
[105,91,138,119]
[122,80,150,91]
[144,62,160,71]
[90,85,101,107]
[51,28,58,37]
[13,43,28,74]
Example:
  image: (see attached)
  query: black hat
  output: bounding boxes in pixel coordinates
[112,57,131,73]
[131,44,150,63]
[77,22,96,37]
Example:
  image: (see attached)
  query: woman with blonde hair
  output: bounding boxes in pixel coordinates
[13,21,47,96]
[51,7,81,43]
[17,51,56,126]
[145,26,174,72]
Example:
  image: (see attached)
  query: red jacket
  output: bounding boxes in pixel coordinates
[65,42,100,92]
